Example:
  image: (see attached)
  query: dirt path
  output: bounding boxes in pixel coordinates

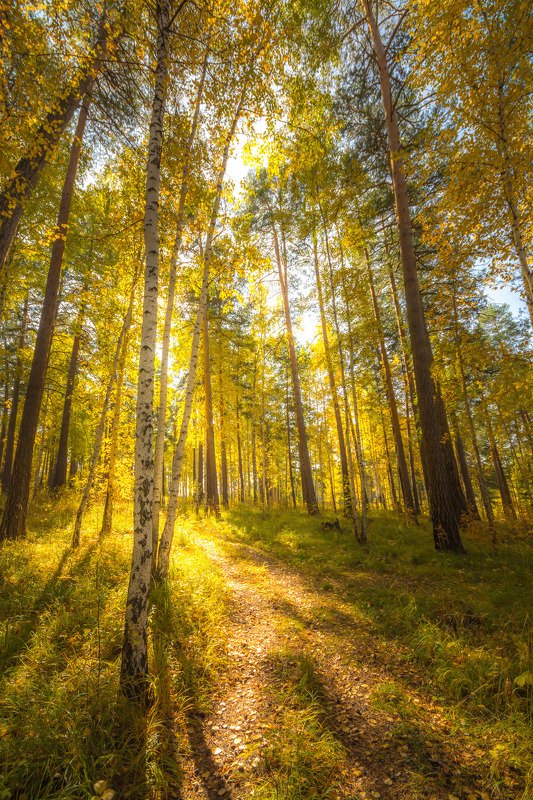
[177,533,486,800]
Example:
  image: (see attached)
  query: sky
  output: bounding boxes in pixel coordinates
[225,132,529,345]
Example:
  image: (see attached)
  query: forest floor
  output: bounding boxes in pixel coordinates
[0,498,531,800]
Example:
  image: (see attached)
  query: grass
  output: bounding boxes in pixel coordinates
[0,496,531,799]
[213,505,533,798]
[256,648,345,799]
[0,495,229,800]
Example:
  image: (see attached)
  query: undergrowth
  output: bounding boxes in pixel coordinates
[213,505,533,798]
[0,495,229,800]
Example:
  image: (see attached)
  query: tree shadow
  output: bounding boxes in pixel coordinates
[185,706,234,800]
[0,542,98,674]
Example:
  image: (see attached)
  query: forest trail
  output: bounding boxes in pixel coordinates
[175,526,484,800]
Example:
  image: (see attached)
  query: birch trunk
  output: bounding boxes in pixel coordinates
[157,88,247,576]
[121,0,170,702]
[100,328,130,537]
[72,282,136,547]
[152,52,209,559]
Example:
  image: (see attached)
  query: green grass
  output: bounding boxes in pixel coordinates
[0,497,230,800]
[0,497,531,799]
[256,648,345,799]
[214,506,533,798]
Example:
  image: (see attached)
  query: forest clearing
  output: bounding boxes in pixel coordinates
[0,0,532,798]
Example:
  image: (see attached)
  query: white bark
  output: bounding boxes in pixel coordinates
[157,86,247,578]
[121,0,170,700]
[152,52,209,561]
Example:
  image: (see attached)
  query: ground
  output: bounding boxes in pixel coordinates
[0,499,531,799]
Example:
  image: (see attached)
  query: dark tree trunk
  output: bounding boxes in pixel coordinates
[51,274,89,490]
[1,294,28,493]
[361,0,465,552]
[0,22,109,273]
[0,98,90,541]
[451,414,480,520]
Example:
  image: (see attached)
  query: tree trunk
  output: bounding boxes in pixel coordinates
[484,406,516,521]
[203,310,220,516]
[0,97,90,541]
[272,220,318,515]
[365,249,415,517]
[121,0,170,703]
[387,260,422,514]
[451,413,480,520]
[0,20,110,273]
[312,229,353,523]
[100,328,130,537]
[156,87,246,577]
[72,280,137,547]
[51,272,90,490]
[236,396,245,503]
[361,0,465,552]
[152,50,208,557]
[285,368,297,509]
[1,294,28,493]
[338,250,368,541]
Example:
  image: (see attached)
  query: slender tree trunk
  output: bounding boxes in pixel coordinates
[0,97,90,541]
[387,261,422,514]
[451,413,480,520]
[365,249,415,516]
[361,0,465,552]
[152,51,208,556]
[218,323,229,508]
[312,230,353,523]
[484,406,516,521]
[338,249,368,541]
[203,310,220,516]
[72,281,136,547]
[1,294,28,492]
[272,220,318,514]
[236,396,245,503]
[121,0,170,703]
[195,442,204,512]
[285,368,297,509]
[51,272,90,490]
[0,21,110,273]
[157,87,246,577]
[100,328,130,537]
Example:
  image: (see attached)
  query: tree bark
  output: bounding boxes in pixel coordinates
[451,413,480,520]
[51,272,90,490]
[312,229,353,524]
[272,219,318,515]
[0,97,90,541]
[1,293,28,493]
[152,50,209,557]
[361,0,465,552]
[365,248,415,517]
[157,87,247,576]
[72,279,136,547]
[0,20,110,273]
[121,0,170,703]
[100,327,130,537]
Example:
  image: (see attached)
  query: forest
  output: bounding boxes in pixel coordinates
[0,0,532,798]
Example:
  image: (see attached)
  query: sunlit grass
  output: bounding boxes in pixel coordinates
[0,497,230,800]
